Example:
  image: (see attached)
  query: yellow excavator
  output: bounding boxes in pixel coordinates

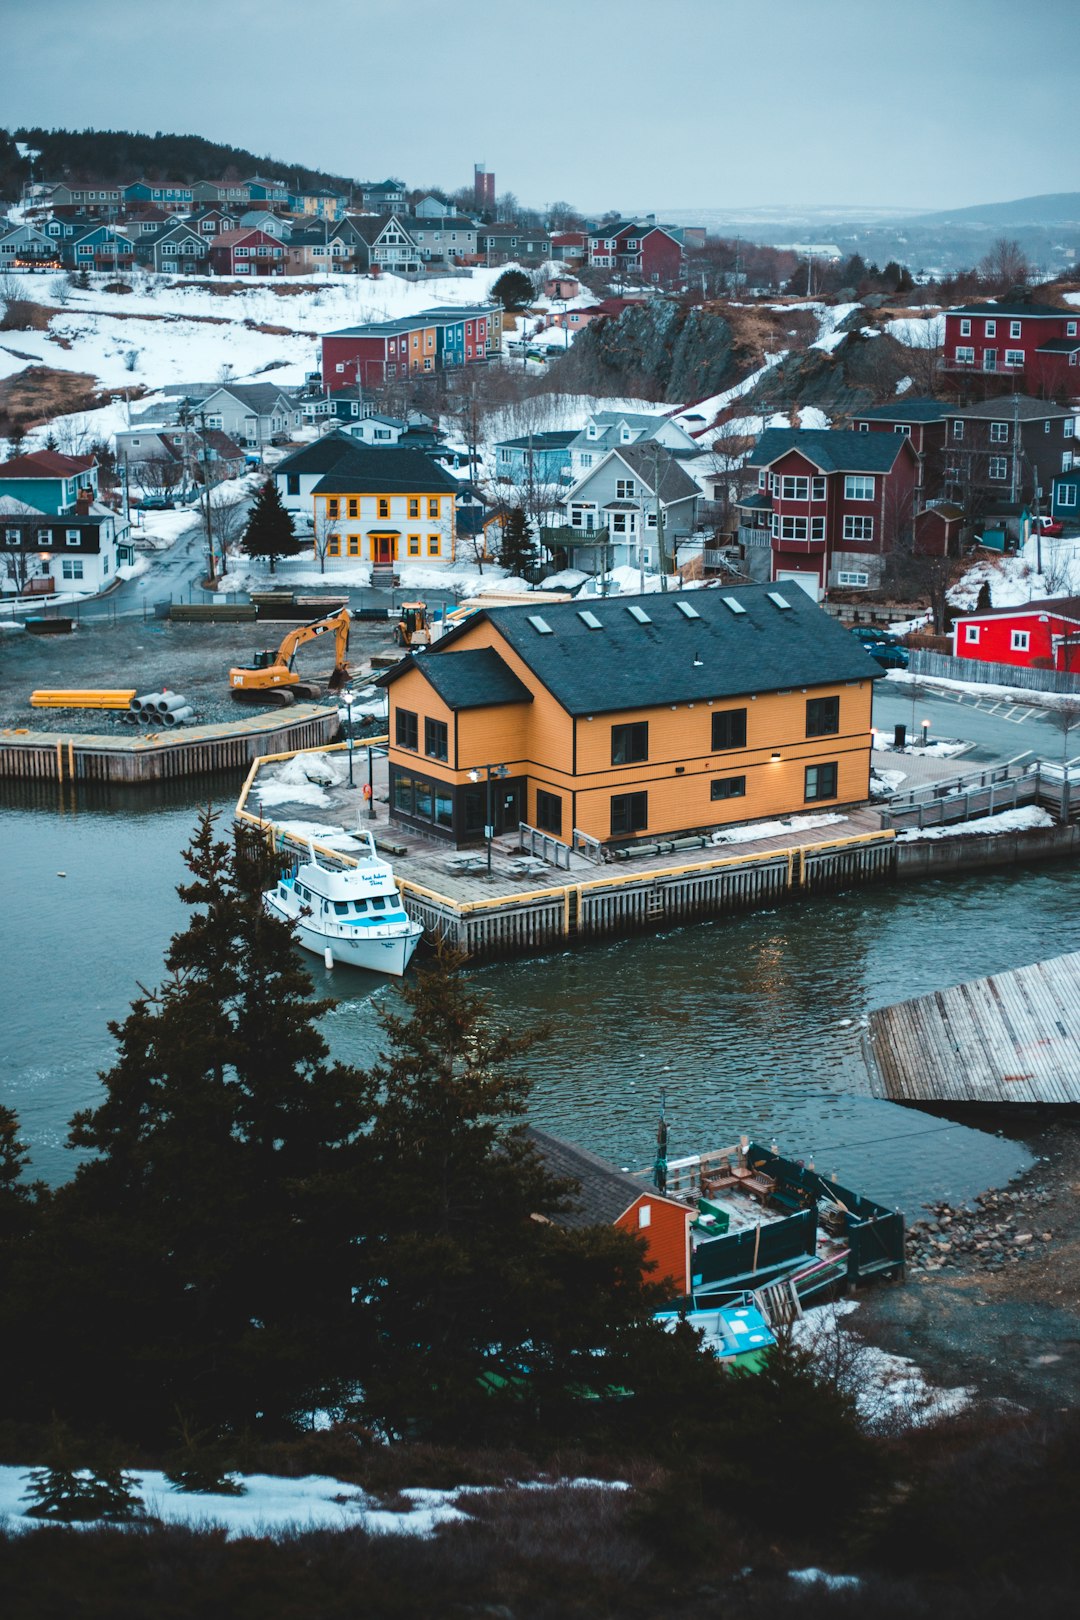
[395,601,432,650]
[229,608,352,705]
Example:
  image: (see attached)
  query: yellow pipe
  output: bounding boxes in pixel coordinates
[31,690,137,709]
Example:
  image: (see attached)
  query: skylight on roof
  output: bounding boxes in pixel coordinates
[626,604,652,624]
[527,615,554,635]
[674,599,700,619]
[767,592,792,610]
[722,596,746,615]
[578,609,603,629]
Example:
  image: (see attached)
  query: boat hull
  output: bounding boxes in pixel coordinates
[265,896,423,977]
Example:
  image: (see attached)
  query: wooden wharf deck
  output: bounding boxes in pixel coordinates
[0,707,338,784]
[864,951,1080,1109]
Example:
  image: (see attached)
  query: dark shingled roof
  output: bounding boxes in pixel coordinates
[402,581,882,717]
[497,430,577,451]
[947,395,1073,422]
[524,1128,658,1228]
[310,447,460,495]
[410,647,533,711]
[603,442,701,504]
[957,594,1080,623]
[854,398,950,423]
[748,429,909,474]
[1036,338,1080,353]
[274,433,356,476]
[948,299,1071,319]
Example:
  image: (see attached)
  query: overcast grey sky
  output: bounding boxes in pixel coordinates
[4,0,1076,213]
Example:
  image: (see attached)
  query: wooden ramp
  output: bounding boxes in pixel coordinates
[865,951,1080,1108]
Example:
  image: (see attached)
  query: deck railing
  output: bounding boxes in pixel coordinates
[518,820,572,870]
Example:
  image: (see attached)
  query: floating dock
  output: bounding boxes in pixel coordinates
[865,950,1080,1108]
[0,706,338,784]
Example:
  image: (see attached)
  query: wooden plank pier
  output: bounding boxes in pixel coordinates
[865,951,1080,1109]
[0,706,339,785]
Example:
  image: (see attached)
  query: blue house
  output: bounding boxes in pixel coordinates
[494,431,577,486]
[1051,470,1080,524]
[122,180,194,210]
[0,450,99,514]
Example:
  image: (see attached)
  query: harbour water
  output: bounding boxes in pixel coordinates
[5,779,1077,1213]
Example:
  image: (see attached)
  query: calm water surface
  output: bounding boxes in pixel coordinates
[5,779,1075,1213]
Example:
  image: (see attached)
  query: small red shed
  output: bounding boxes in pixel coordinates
[526,1127,694,1296]
[953,594,1080,673]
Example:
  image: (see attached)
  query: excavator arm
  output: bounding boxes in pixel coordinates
[229,608,351,703]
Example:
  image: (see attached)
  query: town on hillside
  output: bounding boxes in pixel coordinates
[3,111,1080,1612]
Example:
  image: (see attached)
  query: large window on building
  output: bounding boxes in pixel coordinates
[806,695,840,737]
[990,421,1010,443]
[712,708,747,751]
[989,457,1009,481]
[842,515,874,541]
[395,708,418,751]
[844,475,875,501]
[611,792,648,837]
[780,475,809,499]
[535,789,563,835]
[611,721,649,765]
[424,717,448,761]
[780,516,809,541]
[805,762,839,802]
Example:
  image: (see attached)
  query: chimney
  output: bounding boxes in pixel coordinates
[75,486,93,515]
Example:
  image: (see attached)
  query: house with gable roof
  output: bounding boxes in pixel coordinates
[150,222,211,275]
[332,213,422,274]
[195,383,299,448]
[309,446,460,568]
[741,428,920,596]
[850,397,950,507]
[208,227,287,276]
[588,220,684,285]
[373,581,882,848]
[0,223,61,270]
[568,410,698,481]
[555,443,702,574]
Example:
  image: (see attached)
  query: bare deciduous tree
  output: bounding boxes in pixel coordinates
[979,237,1030,291]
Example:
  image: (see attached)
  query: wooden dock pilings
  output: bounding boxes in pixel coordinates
[0,707,338,785]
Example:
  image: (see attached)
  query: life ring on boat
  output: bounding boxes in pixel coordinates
[362,784,372,800]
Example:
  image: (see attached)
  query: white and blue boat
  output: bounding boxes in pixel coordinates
[266,833,423,977]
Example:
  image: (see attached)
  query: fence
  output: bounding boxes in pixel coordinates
[518,821,572,870]
[879,755,1039,831]
[910,648,1080,696]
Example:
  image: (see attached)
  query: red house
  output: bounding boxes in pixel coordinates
[208,227,286,276]
[943,299,1080,395]
[741,428,919,596]
[588,221,684,286]
[953,594,1080,673]
[851,397,950,505]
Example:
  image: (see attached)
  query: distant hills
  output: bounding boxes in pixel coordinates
[904,193,1080,229]
[0,127,359,202]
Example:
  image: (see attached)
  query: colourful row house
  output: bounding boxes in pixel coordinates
[374,582,883,848]
[321,304,501,390]
[310,447,460,568]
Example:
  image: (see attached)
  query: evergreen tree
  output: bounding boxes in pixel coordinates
[23,1464,144,1522]
[18,813,374,1439]
[976,580,992,613]
[240,478,300,574]
[349,949,668,1442]
[491,268,534,311]
[498,506,538,579]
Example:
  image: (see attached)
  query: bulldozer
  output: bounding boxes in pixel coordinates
[395,601,432,650]
[229,608,352,705]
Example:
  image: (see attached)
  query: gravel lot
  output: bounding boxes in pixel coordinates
[0,617,398,732]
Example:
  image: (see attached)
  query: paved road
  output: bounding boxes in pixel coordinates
[873,675,1072,768]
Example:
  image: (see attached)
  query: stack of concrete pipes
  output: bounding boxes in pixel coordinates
[123,690,195,728]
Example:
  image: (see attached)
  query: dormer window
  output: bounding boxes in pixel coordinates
[586,424,598,440]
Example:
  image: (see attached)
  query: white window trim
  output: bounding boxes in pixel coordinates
[1011,629,1030,651]
[965,625,980,643]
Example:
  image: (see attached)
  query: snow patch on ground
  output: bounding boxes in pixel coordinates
[885,313,945,348]
[810,302,860,352]
[0,1466,628,1540]
[795,1301,973,1430]
[895,806,1055,842]
[710,812,846,845]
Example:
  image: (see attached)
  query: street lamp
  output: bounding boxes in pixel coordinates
[921,718,930,749]
[468,763,510,876]
[342,695,357,786]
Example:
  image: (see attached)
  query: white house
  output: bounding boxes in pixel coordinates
[567,410,699,482]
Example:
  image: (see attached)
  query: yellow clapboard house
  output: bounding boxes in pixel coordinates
[311,446,460,567]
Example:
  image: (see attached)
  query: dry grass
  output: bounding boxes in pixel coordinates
[0,365,118,437]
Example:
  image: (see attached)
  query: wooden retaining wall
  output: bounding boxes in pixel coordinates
[0,708,338,785]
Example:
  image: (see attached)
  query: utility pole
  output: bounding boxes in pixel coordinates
[197,409,216,586]
[652,442,669,591]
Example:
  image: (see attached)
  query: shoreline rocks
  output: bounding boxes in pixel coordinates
[906,1184,1053,1276]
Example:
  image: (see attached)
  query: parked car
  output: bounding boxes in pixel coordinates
[136,495,174,511]
[850,626,904,648]
[866,642,909,670]
[1033,515,1064,538]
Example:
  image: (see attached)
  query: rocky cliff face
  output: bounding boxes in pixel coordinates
[547,301,735,403]
[546,298,920,422]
